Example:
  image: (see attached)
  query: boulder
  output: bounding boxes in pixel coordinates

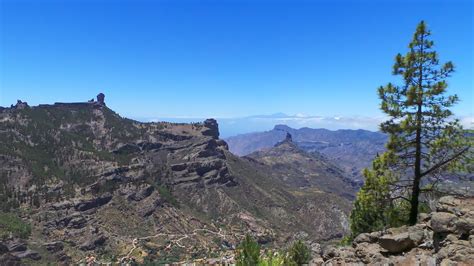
[354,242,386,264]
[378,227,424,254]
[353,231,382,244]
[379,232,416,253]
[430,212,457,233]
[418,212,430,223]
[436,196,462,214]
[454,211,474,235]
[323,246,358,263]
[79,235,106,251]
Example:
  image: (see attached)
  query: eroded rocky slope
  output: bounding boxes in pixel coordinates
[0,98,351,264]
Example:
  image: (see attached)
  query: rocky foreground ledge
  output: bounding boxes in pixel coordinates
[317,196,474,265]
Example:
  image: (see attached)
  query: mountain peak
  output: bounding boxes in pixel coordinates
[274,132,295,148]
[273,124,292,131]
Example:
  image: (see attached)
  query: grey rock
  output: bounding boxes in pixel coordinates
[43,241,64,253]
[50,201,73,210]
[430,212,457,233]
[11,249,41,260]
[68,216,87,229]
[128,185,154,201]
[202,119,219,139]
[454,215,474,235]
[75,193,112,211]
[79,235,106,251]
[6,242,26,252]
[436,196,462,214]
[378,232,418,253]
[353,231,382,244]
[354,242,386,264]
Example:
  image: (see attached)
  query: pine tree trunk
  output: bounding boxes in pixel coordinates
[409,103,423,225]
[410,38,424,225]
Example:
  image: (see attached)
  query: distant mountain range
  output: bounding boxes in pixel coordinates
[135,113,387,137]
[226,125,387,184]
[135,113,472,138]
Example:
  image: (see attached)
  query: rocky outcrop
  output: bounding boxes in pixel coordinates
[74,193,113,211]
[0,239,41,263]
[11,100,29,110]
[96,93,105,106]
[80,235,107,251]
[318,196,474,265]
[202,118,219,139]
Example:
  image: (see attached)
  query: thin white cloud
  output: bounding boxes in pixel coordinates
[459,116,474,129]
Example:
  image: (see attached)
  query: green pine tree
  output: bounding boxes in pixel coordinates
[349,153,409,237]
[377,21,471,225]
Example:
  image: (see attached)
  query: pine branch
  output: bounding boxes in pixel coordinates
[420,146,470,178]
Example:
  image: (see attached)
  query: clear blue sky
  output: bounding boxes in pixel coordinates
[1,0,473,121]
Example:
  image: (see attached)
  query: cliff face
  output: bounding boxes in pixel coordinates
[0,102,351,264]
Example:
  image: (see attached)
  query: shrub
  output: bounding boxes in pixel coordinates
[236,234,260,266]
[286,240,311,265]
[0,212,31,239]
[258,250,285,266]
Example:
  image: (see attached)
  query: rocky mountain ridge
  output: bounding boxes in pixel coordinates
[245,133,357,200]
[225,125,387,184]
[0,96,352,264]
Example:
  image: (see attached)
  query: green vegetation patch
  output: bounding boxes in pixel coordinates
[0,212,31,239]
